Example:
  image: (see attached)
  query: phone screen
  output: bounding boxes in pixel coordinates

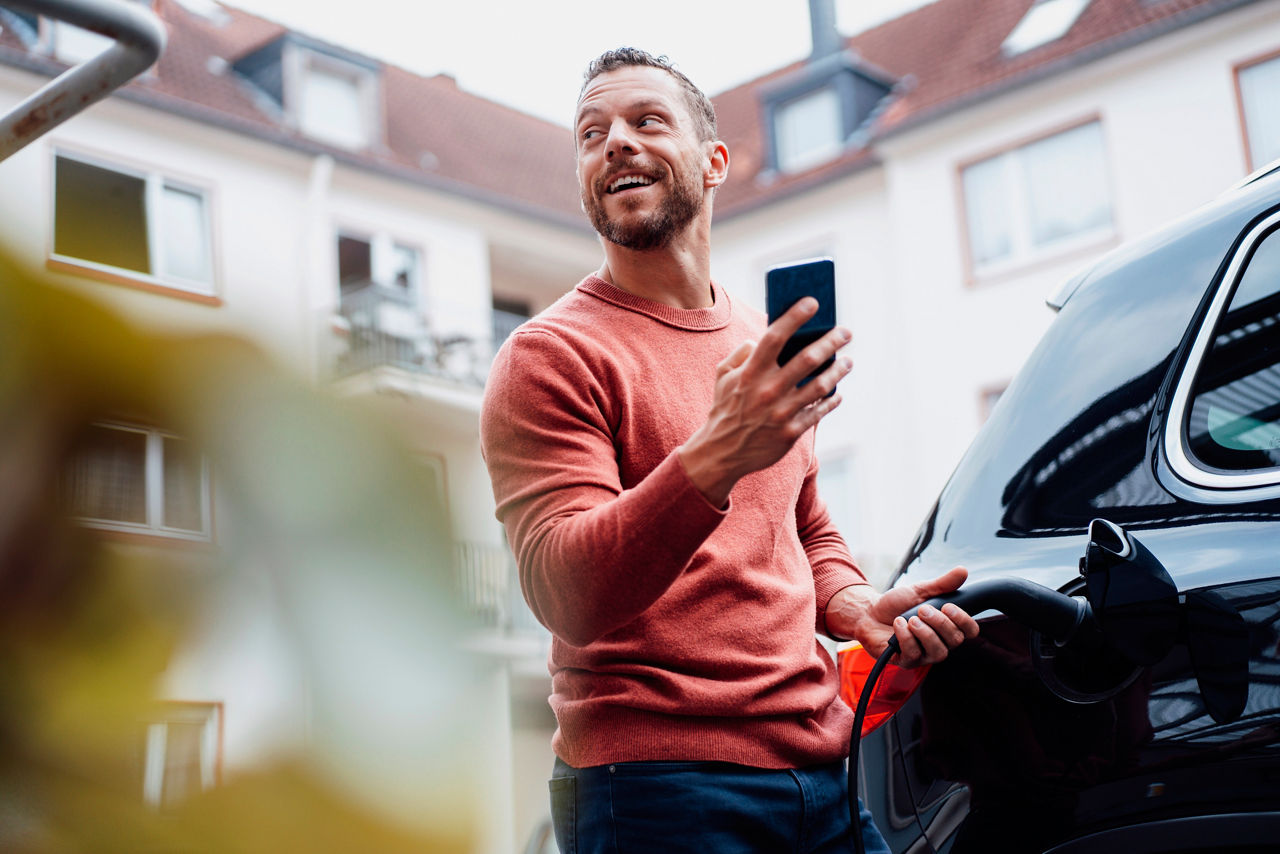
[766,258,836,389]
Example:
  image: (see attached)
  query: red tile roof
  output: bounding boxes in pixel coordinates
[0,0,586,230]
[712,0,1259,217]
[0,0,1259,225]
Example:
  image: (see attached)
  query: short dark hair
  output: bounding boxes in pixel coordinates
[579,47,718,142]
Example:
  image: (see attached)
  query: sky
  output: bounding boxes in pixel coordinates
[217,0,935,127]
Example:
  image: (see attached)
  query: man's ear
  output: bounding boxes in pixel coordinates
[704,140,730,189]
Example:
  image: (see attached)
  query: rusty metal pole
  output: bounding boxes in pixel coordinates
[0,0,165,161]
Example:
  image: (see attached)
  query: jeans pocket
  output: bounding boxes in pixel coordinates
[549,775,576,854]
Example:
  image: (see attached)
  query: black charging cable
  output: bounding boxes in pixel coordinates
[848,639,900,854]
[846,579,1095,854]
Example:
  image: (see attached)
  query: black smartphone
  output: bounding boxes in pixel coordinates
[766,257,837,391]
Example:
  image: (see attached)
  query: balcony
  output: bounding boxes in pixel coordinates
[324,282,490,390]
[454,540,549,657]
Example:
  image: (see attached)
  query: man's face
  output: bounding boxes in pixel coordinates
[574,66,710,251]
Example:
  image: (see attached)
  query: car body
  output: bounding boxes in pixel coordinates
[859,161,1280,854]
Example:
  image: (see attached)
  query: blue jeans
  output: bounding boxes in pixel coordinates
[549,757,891,854]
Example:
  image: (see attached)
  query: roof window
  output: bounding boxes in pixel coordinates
[761,55,893,175]
[1002,0,1091,56]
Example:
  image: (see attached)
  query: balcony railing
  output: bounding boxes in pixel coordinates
[453,540,546,638]
[324,282,490,388]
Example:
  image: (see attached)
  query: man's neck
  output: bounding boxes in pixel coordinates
[596,227,714,310]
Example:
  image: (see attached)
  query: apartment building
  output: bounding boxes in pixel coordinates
[0,0,595,849]
[2,0,1279,851]
[711,0,1280,583]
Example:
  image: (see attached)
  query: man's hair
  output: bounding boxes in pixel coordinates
[579,47,718,142]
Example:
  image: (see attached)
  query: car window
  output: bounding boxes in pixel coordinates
[1167,210,1280,494]
[1187,223,1280,471]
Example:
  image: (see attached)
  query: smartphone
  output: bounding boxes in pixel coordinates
[766,257,837,391]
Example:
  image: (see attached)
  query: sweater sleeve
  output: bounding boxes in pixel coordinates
[794,446,871,636]
[480,328,727,647]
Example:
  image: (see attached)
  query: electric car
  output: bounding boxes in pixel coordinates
[855,160,1280,854]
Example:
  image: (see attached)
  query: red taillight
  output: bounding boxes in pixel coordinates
[838,643,930,736]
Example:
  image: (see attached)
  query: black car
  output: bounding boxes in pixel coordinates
[854,160,1280,854]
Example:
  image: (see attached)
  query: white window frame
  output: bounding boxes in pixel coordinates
[51,149,216,296]
[336,227,423,303]
[71,422,213,542]
[142,702,222,809]
[1002,0,1091,56]
[287,46,380,150]
[774,85,844,173]
[960,120,1115,279]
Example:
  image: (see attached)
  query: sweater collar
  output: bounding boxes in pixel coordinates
[577,275,732,331]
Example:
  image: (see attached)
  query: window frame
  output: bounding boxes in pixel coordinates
[1001,0,1092,57]
[49,148,218,300]
[772,84,845,174]
[957,116,1116,282]
[287,45,381,150]
[335,227,423,306]
[69,421,214,542]
[1233,47,1280,174]
[142,701,223,810]
[1163,208,1280,500]
[758,58,892,176]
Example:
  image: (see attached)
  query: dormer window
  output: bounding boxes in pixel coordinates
[233,35,381,150]
[774,86,843,174]
[762,56,893,175]
[295,51,377,150]
[1002,0,1091,56]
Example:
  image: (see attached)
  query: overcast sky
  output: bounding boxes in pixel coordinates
[220,0,934,126]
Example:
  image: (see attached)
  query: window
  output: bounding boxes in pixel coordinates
[775,86,843,173]
[53,153,214,293]
[1238,54,1280,171]
[336,232,420,301]
[65,423,211,540]
[1166,210,1280,498]
[1003,0,1091,56]
[762,60,892,175]
[338,234,373,293]
[961,121,1113,274]
[142,703,221,810]
[294,50,378,149]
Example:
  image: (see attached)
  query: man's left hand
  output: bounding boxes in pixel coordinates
[826,567,980,668]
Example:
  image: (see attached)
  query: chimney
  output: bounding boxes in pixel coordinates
[809,0,842,59]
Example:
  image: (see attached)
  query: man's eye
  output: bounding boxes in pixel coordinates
[582,129,600,140]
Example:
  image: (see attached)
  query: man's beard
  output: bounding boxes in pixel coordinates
[584,160,703,251]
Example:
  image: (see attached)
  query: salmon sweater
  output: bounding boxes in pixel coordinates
[479,275,868,769]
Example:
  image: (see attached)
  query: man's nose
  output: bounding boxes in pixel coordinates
[605,121,638,160]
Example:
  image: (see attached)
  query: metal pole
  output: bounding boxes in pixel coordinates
[0,0,165,161]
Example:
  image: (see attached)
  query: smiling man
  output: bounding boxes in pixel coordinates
[480,48,978,854]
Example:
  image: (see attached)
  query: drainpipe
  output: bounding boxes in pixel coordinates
[305,154,334,382]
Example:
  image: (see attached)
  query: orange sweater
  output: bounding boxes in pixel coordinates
[480,276,866,769]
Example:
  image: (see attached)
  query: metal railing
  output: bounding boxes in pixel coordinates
[0,0,165,161]
[453,540,546,637]
[326,282,491,388]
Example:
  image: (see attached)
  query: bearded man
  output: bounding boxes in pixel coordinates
[480,47,978,854]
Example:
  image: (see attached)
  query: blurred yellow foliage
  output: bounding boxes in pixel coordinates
[0,256,483,852]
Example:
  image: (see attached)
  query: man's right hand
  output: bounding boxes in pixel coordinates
[677,297,852,507]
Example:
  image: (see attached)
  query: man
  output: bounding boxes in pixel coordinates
[480,47,979,853]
